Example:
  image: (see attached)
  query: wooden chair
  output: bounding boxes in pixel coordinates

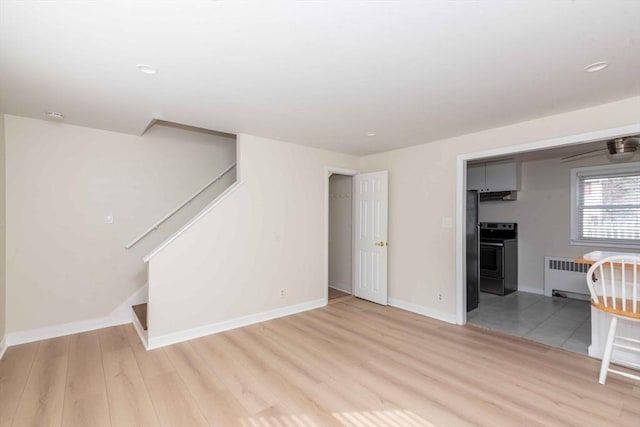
[586,254,640,384]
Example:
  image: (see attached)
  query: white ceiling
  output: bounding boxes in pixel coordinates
[1,1,639,155]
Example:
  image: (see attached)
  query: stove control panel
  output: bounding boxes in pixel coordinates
[480,222,516,230]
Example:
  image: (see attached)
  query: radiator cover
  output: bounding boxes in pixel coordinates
[543,256,590,299]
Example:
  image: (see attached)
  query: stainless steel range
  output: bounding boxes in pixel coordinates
[479,222,518,296]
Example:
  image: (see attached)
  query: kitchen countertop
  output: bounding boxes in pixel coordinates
[575,250,640,265]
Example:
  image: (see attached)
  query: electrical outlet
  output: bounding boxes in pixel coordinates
[438,293,444,301]
[280,288,286,297]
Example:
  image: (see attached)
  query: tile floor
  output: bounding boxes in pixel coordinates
[467,291,591,355]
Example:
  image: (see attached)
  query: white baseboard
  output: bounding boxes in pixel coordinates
[0,337,7,360]
[388,297,457,325]
[328,283,352,294]
[148,298,326,350]
[6,285,148,346]
[517,286,544,295]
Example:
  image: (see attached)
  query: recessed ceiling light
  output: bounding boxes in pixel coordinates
[583,61,609,73]
[136,64,158,75]
[366,131,376,137]
[45,111,64,120]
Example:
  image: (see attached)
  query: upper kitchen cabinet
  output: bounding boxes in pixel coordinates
[467,162,521,192]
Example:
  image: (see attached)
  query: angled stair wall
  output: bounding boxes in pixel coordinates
[144,134,360,348]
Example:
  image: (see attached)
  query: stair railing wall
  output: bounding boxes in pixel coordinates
[125,162,237,249]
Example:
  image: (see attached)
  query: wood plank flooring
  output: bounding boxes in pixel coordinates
[328,288,353,304]
[1,298,639,426]
[328,288,350,300]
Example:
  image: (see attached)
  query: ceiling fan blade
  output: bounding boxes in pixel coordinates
[559,148,606,163]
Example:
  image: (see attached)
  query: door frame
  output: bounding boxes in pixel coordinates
[455,123,640,325]
[325,166,359,305]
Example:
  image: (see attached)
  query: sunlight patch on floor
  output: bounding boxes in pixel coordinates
[239,409,435,426]
[334,409,436,426]
[240,414,315,427]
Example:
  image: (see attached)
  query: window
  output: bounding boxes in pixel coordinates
[571,162,640,248]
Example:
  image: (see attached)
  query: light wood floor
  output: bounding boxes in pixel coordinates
[328,287,351,302]
[1,298,639,426]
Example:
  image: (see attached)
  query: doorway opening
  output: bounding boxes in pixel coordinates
[328,173,354,303]
[458,124,640,359]
[324,166,389,306]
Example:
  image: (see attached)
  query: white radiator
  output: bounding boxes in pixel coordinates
[543,256,590,299]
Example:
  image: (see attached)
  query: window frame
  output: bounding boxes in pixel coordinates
[570,162,640,249]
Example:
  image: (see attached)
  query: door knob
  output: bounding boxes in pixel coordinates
[375,241,387,247]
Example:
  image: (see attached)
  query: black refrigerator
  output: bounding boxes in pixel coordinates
[466,190,480,311]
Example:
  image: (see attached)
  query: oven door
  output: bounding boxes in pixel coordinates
[480,242,504,278]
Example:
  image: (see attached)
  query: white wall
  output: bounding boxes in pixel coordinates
[3,96,640,341]
[478,154,632,293]
[0,114,5,346]
[361,96,640,321]
[147,134,359,341]
[328,174,352,293]
[4,116,236,334]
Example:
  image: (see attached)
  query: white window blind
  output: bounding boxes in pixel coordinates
[574,166,640,246]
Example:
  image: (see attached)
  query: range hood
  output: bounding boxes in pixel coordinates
[480,191,518,202]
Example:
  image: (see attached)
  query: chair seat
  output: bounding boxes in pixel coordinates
[592,298,640,319]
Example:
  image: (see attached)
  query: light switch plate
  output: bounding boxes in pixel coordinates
[441,216,453,228]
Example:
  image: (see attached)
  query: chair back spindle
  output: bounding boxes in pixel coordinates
[586,255,640,319]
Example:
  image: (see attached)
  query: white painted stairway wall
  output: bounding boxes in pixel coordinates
[141,134,359,349]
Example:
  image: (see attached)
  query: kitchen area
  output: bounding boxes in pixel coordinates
[465,159,594,354]
[465,137,640,367]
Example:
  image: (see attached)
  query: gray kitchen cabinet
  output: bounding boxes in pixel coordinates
[467,162,520,192]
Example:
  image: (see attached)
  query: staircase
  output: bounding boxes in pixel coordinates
[133,303,147,330]
[126,162,237,349]
[130,134,332,351]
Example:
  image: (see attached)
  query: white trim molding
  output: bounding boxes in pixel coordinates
[328,283,352,294]
[388,297,457,325]
[126,162,237,250]
[327,166,359,178]
[6,285,148,346]
[0,337,7,360]
[148,298,326,350]
[144,181,243,262]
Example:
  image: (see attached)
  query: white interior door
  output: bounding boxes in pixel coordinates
[353,171,388,305]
